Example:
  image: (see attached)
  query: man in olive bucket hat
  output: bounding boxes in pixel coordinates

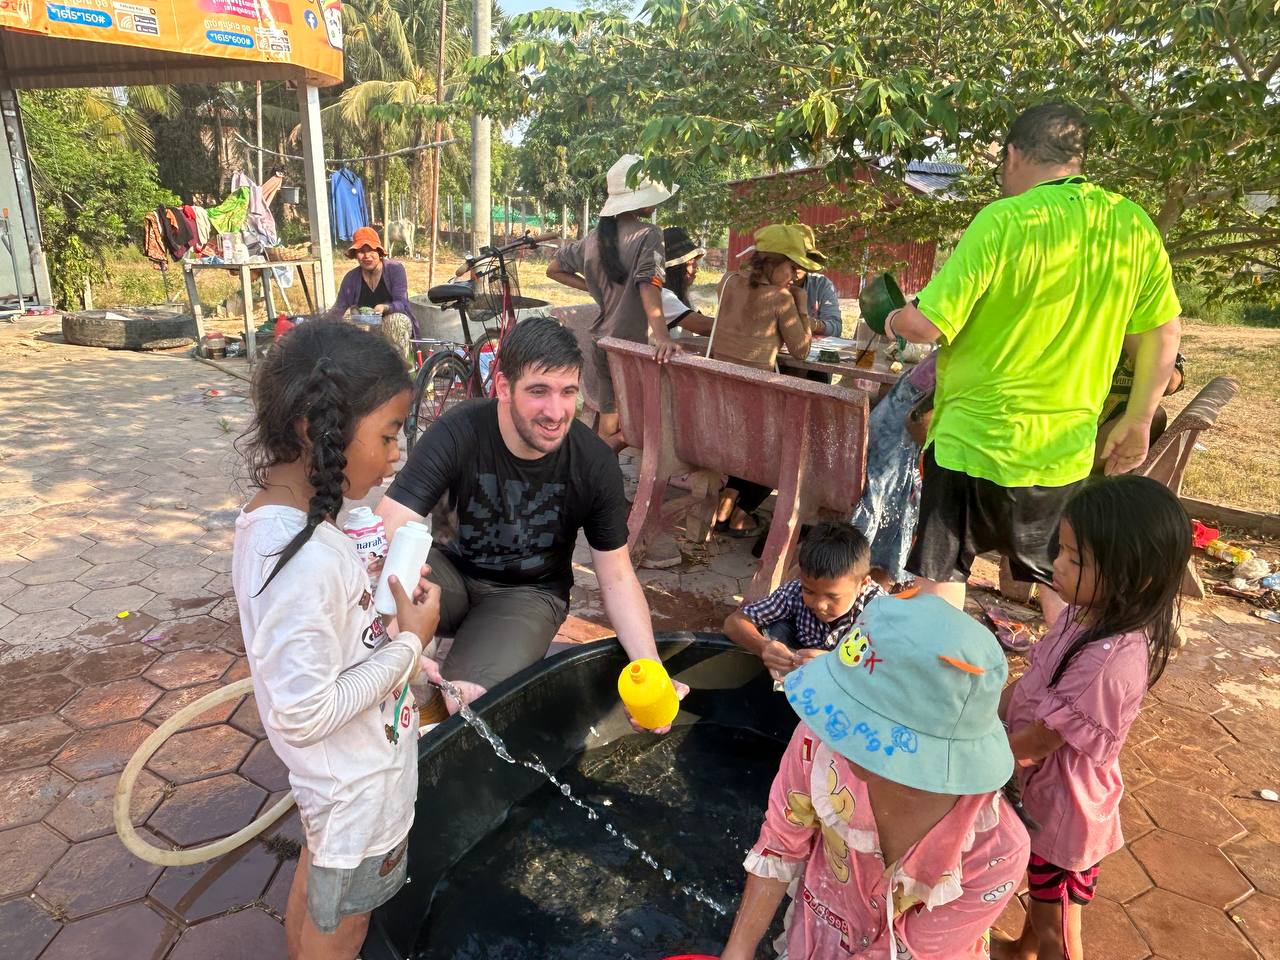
[720,593,1030,960]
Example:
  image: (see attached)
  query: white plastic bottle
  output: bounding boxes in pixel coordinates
[373,520,433,616]
[342,506,387,588]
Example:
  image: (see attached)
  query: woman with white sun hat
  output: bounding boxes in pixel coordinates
[547,153,681,451]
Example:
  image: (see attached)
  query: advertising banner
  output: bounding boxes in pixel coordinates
[8,0,343,83]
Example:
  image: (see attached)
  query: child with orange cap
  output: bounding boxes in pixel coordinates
[720,594,1030,960]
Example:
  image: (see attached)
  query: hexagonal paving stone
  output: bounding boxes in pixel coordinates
[0,714,76,772]
[0,576,21,603]
[146,681,245,727]
[143,648,234,690]
[1126,888,1257,960]
[0,895,60,960]
[147,772,266,847]
[0,822,69,898]
[240,739,290,793]
[1149,672,1231,715]
[60,676,162,729]
[52,719,153,781]
[71,584,157,620]
[0,638,83,683]
[0,672,79,725]
[1135,779,1247,846]
[35,831,164,919]
[1234,892,1280,959]
[0,608,89,645]
[5,581,90,615]
[200,551,233,574]
[139,564,215,596]
[1131,829,1254,910]
[1098,846,1155,904]
[63,641,160,684]
[140,586,223,621]
[67,621,157,660]
[1133,740,1237,794]
[1218,740,1280,789]
[209,595,240,625]
[143,614,231,653]
[141,543,213,568]
[139,519,209,545]
[167,907,285,960]
[74,559,154,591]
[1078,896,1151,960]
[1129,702,1235,754]
[80,539,152,565]
[43,769,167,842]
[36,899,176,960]
[1224,834,1280,898]
[11,556,91,586]
[262,851,297,917]
[228,694,265,738]
[1214,705,1280,744]
[150,839,281,923]
[17,535,94,562]
[148,724,255,784]
[0,766,73,830]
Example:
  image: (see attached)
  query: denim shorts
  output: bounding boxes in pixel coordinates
[306,839,409,933]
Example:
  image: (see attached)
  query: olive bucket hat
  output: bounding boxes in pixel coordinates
[782,593,1014,795]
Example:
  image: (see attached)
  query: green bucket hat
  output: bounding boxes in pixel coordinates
[782,593,1013,795]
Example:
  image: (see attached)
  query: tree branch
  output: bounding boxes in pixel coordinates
[1172,236,1280,260]
[1222,32,1258,82]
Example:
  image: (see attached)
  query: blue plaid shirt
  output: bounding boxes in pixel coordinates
[741,577,884,650]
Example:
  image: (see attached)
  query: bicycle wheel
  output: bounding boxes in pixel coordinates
[405,352,470,452]
[474,329,502,398]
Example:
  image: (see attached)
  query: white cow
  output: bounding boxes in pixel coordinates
[385,218,416,258]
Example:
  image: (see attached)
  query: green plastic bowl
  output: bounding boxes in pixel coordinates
[859,272,906,335]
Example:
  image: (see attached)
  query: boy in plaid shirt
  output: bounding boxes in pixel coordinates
[724,522,884,681]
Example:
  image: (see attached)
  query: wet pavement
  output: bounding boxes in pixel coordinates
[1,317,1278,959]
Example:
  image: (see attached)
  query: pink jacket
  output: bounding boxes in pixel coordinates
[746,724,1029,959]
[1005,610,1150,871]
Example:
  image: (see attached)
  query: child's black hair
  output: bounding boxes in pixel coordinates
[1049,475,1191,689]
[238,321,411,593]
[797,521,872,581]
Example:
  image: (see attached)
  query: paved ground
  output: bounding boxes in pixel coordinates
[0,316,1278,960]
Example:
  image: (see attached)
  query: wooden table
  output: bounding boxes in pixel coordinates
[183,258,324,369]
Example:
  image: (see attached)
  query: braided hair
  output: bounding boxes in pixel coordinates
[238,321,411,593]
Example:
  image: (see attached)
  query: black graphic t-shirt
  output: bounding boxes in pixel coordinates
[386,400,629,598]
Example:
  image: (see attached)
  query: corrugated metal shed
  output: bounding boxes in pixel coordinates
[726,163,962,298]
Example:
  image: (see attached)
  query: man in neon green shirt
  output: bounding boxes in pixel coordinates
[884,103,1182,623]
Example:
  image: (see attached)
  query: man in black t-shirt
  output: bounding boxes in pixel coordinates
[377,317,681,721]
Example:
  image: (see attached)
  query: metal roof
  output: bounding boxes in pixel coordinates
[904,161,965,196]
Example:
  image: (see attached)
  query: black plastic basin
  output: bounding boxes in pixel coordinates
[363,633,797,959]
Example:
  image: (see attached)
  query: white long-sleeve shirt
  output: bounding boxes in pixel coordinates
[233,505,421,868]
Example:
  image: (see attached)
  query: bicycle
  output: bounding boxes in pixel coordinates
[404,232,558,452]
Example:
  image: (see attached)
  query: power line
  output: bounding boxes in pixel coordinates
[230,130,459,165]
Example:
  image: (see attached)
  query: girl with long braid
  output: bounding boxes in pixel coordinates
[232,321,441,960]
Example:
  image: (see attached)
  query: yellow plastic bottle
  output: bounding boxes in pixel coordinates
[618,658,679,730]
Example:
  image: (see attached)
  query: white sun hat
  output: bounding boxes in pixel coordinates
[599,154,679,217]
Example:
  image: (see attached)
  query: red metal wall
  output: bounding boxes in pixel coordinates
[726,169,939,299]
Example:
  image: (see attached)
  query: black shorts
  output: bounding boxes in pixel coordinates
[906,448,1084,585]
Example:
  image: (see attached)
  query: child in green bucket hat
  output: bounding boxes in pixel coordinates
[720,593,1030,960]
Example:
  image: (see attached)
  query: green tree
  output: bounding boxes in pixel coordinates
[22,90,177,308]
[467,0,1280,290]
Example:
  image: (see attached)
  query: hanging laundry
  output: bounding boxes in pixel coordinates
[231,171,279,250]
[191,206,214,250]
[142,211,168,265]
[328,165,368,242]
[206,187,250,235]
[157,206,192,260]
[179,205,201,253]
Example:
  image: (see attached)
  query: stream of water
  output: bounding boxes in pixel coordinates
[414,687,787,959]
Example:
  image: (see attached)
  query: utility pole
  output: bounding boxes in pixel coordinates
[427,0,447,284]
[470,0,492,249]
[255,81,264,184]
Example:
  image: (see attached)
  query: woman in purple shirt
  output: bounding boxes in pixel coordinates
[325,226,414,366]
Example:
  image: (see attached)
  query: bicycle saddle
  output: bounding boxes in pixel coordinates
[427,282,475,305]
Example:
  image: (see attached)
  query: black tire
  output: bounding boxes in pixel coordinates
[405,352,470,453]
[61,309,198,351]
